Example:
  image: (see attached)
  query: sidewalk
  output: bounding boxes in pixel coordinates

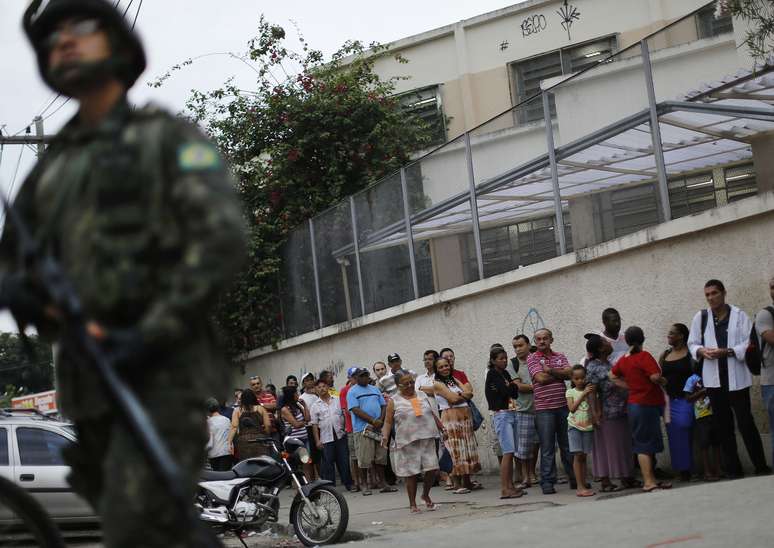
[229,472,692,546]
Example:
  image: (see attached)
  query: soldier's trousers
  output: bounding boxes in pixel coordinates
[63,401,222,548]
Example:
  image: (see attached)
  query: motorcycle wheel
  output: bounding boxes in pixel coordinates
[290,485,349,546]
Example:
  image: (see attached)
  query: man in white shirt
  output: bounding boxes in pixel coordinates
[688,279,769,477]
[311,379,354,490]
[377,354,414,396]
[205,398,233,471]
[299,372,321,409]
[579,308,628,366]
[755,276,774,463]
[415,350,440,414]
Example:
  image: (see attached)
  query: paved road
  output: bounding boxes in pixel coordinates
[65,474,774,546]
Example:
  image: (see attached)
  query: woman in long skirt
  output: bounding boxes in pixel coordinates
[659,323,695,481]
[585,334,639,491]
[433,357,481,493]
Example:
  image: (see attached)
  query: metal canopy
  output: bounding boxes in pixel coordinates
[349,69,774,255]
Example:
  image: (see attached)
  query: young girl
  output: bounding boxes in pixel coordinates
[684,372,722,481]
[610,326,669,492]
[566,364,596,497]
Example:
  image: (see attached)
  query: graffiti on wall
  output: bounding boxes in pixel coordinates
[265,359,347,389]
[557,0,581,41]
[520,307,546,338]
[520,13,547,38]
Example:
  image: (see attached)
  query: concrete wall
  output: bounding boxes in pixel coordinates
[370,0,711,134]
[245,192,774,473]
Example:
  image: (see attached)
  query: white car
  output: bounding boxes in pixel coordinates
[0,408,97,524]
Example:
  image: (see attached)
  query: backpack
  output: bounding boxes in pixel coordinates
[746,306,774,376]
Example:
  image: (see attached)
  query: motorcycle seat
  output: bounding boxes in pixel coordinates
[200,469,238,481]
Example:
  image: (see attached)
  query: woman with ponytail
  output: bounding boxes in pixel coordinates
[610,326,669,492]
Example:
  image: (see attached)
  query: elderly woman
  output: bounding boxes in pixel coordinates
[382,373,445,513]
[433,357,481,494]
[584,334,638,491]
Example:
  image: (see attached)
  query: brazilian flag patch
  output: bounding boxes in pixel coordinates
[178,142,221,171]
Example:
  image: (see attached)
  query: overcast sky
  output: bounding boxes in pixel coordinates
[0,0,520,332]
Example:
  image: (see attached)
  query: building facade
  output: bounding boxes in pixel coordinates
[248,1,774,472]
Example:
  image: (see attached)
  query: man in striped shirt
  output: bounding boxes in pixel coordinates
[527,328,577,494]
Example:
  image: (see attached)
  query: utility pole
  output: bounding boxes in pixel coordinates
[34,116,45,157]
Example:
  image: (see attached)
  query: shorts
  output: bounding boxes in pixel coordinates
[488,414,502,457]
[516,412,538,460]
[568,428,594,454]
[347,432,358,463]
[390,439,439,477]
[354,431,387,468]
[492,410,518,455]
[695,416,721,449]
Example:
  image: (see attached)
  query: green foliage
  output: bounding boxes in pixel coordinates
[0,333,54,399]
[720,0,774,61]
[158,18,434,357]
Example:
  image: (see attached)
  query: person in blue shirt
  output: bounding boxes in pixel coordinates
[347,368,394,495]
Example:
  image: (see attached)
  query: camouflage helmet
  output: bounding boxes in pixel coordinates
[23,0,146,94]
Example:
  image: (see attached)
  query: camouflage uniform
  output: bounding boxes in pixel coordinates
[0,98,245,546]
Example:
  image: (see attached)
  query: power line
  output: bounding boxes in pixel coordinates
[132,0,144,29]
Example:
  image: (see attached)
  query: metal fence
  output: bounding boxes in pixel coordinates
[275,3,770,340]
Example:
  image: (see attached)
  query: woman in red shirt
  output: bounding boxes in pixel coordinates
[610,326,668,492]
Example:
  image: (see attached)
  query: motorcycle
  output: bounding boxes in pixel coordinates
[196,436,349,547]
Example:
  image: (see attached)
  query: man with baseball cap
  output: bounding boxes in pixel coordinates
[340,366,363,491]
[377,352,414,397]
[347,368,394,494]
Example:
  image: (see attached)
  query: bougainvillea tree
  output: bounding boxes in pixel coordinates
[155,18,434,357]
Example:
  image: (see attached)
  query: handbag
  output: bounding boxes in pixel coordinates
[438,445,453,473]
[467,400,484,431]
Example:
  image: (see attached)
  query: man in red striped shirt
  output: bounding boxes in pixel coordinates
[527,328,577,494]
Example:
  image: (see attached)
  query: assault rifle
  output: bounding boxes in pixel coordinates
[0,194,218,545]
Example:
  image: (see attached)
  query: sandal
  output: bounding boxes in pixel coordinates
[362,489,373,496]
[453,487,471,494]
[410,507,421,514]
[576,490,596,497]
[642,485,660,493]
[656,481,672,489]
[470,481,483,491]
[500,490,524,499]
[600,484,621,493]
[380,486,398,493]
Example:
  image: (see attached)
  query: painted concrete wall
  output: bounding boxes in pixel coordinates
[245,193,774,472]
[371,0,711,134]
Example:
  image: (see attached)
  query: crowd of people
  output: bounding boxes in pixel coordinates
[203,276,774,512]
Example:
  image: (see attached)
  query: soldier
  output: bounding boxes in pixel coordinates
[0,1,245,546]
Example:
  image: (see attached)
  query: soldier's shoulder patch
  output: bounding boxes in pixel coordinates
[177,142,221,171]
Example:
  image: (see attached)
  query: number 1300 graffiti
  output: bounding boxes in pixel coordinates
[521,14,547,37]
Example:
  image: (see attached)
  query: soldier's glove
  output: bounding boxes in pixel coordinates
[0,272,48,328]
[101,328,148,370]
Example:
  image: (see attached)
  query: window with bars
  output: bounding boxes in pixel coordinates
[511,36,617,124]
[696,3,734,39]
[669,172,717,219]
[397,85,446,146]
[725,164,758,202]
[610,183,661,237]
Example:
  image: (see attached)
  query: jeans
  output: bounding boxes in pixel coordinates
[706,386,768,475]
[321,434,353,488]
[761,385,774,461]
[535,407,575,488]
